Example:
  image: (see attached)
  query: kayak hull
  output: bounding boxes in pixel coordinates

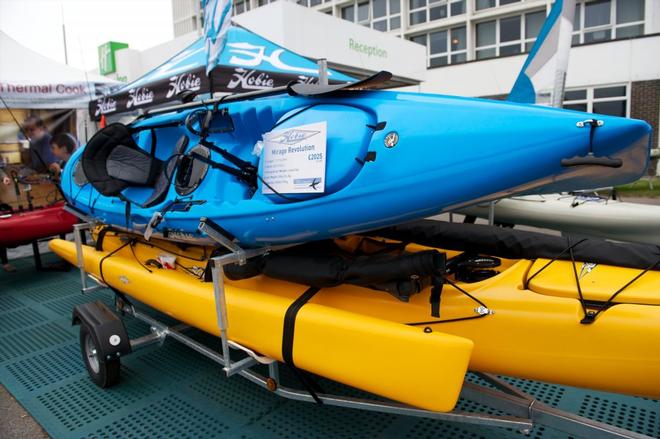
[50,229,660,401]
[458,194,660,245]
[50,236,473,412]
[61,90,652,246]
[0,203,77,248]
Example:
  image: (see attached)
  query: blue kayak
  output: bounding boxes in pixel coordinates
[62,79,651,246]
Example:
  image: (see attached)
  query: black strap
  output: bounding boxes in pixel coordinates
[200,138,254,170]
[406,275,491,326]
[95,226,116,251]
[190,151,255,187]
[149,129,157,156]
[282,286,324,405]
[429,277,443,318]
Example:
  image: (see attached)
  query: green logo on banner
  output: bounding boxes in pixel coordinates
[98,41,129,75]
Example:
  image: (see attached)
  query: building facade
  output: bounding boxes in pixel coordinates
[171,0,660,155]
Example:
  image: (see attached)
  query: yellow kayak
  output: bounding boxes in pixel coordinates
[49,224,660,410]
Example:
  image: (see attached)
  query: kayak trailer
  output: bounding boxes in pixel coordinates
[67,221,652,439]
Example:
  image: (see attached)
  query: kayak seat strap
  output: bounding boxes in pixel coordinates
[282,286,324,405]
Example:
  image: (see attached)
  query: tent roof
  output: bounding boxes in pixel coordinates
[115,25,354,93]
[0,31,115,86]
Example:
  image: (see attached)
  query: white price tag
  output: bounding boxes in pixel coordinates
[262,121,327,194]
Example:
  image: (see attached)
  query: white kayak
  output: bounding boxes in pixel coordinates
[457,193,660,245]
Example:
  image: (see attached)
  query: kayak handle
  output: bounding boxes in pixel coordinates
[561,118,622,168]
[561,154,622,168]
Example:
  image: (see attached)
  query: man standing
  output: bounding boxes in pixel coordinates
[22,116,60,174]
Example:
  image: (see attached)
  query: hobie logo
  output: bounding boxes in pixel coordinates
[269,129,320,145]
[579,262,597,279]
[126,87,154,108]
[227,68,275,90]
[166,73,201,98]
[94,97,117,117]
[227,42,319,75]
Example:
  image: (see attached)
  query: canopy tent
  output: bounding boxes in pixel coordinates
[0,31,117,109]
[89,25,354,120]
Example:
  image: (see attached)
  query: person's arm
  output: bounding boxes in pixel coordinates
[48,162,61,175]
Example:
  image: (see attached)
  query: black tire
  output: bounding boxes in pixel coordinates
[79,324,120,388]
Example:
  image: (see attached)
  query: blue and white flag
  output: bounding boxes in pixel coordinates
[203,0,233,75]
[508,0,576,107]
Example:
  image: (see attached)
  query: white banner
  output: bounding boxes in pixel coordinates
[262,121,327,194]
[0,81,95,109]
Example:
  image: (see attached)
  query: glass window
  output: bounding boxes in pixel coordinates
[476,0,495,10]
[390,16,401,29]
[357,2,369,21]
[310,0,322,6]
[500,16,521,42]
[500,0,519,4]
[373,20,388,31]
[563,85,628,117]
[476,48,496,59]
[390,0,401,14]
[585,0,611,28]
[500,44,521,56]
[410,35,427,46]
[593,101,625,117]
[573,4,581,31]
[584,28,611,43]
[594,85,626,99]
[430,5,447,20]
[342,5,355,21]
[452,53,467,63]
[564,103,588,112]
[373,0,387,18]
[430,30,448,55]
[451,26,466,51]
[525,11,545,39]
[410,0,426,9]
[564,89,586,101]
[476,21,496,47]
[429,34,447,61]
[430,56,448,67]
[616,24,643,38]
[410,10,426,25]
[616,0,644,24]
[450,0,465,16]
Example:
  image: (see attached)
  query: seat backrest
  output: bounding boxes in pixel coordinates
[82,124,143,196]
[106,145,160,185]
[142,135,190,208]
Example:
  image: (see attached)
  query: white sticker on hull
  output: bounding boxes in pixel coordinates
[262,121,327,195]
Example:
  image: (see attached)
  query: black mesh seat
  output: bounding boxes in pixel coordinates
[142,135,189,207]
[82,123,189,208]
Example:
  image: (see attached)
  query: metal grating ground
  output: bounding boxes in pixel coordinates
[1,253,658,439]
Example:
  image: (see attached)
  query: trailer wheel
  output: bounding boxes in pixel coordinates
[80,324,120,388]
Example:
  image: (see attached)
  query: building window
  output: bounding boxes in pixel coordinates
[233,0,250,15]
[572,0,645,45]
[297,0,323,6]
[410,26,467,67]
[409,0,466,27]
[475,10,544,60]
[563,85,628,117]
[475,0,519,11]
[342,0,402,32]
